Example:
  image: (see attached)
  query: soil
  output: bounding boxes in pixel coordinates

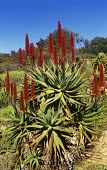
[74,130,107,169]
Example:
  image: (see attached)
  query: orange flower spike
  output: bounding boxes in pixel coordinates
[12,81,17,101]
[20,91,25,111]
[18,48,23,65]
[30,43,35,60]
[70,33,75,64]
[48,33,54,54]
[6,71,10,93]
[24,74,29,101]
[57,21,62,48]
[25,34,29,56]
[37,45,43,67]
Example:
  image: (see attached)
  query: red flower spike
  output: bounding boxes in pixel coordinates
[25,34,29,56]
[57,21,62,48]
[31,80,35,99]
[53,46,58,65]
[61,36,66,61]
[24,74,29,101]
[6,71,10,93]
[18,48,23,65]
[20,91,25,111]
[30,43,35,60]
[37,45,43,67]
[48,33,54,54]
[29,43,32,56]
[12,81,17,101]
[70,34,75,63]
[99,62,106,95]
[93,73,99,96]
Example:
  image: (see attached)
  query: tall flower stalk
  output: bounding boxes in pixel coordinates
[37,45,43,67]
[29,43,35,61]
[12,81,17,101]
[18,48,23,65]
[70,33,75,64]
[25,34,29,56]
[24,74,29,101]
[20,91,25,111]
[57,21,62,48]
[48,33,53,54]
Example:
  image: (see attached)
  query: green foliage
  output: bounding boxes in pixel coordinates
[81,37,107,55]
[0,70,25,82]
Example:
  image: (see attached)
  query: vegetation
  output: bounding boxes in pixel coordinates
[79,37,107,55]
[0,21,107,170]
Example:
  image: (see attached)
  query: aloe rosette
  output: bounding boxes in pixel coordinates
[28,60,89,117]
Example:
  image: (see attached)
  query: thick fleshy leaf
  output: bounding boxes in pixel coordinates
[53,131,66,154]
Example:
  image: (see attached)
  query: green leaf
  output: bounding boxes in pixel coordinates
[25,124,43,129]
[35,80,48,88]
[32,127,52,147]
[55,116,67,125]
[83,116,105,122]
[83,126,97,134]
[53,131,66,154]
[44,92,62,105]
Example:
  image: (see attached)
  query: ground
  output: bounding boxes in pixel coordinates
[74,130,107,170]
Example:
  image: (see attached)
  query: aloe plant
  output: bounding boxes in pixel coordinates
[28,60,89,117]
[25,107,75,169]
[1,21,107,170]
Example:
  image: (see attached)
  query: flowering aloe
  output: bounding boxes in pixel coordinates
[12,81,17,101]
[20,91,24,111]
[53,46,58,65]
[57,21,62,48]
[70,33,75,63]
[25,34,29,56]
[48,33,53,54]
[24,74,29,101]
[2,21,107,170]
[29,43,35,61]
[37,45,43,67]
[18,48,23,65]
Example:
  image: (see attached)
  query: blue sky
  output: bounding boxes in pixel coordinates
[0,0,107,53]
